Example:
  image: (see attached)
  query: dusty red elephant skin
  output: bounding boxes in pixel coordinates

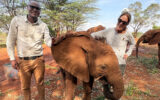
[51,31,124,100]
[136,29,160,68]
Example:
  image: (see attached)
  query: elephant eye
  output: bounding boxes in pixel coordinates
[101,65,106,69]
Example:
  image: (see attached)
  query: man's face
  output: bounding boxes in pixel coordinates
[28,1,41,18]
[116,15,128,32]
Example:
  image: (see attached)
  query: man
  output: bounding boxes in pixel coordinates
[6,1,52,100]
[91,12,135,75]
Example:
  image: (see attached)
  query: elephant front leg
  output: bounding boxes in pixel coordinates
[83,76,94,100]
[64,72,77,100]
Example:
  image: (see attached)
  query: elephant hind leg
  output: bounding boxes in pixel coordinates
[83,76,94,100]
[64,71,77,100]
[60,68,66,88]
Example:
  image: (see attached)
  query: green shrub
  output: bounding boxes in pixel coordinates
[125,81,157,98]
[125,81,138,96]
[128,56,159,74]
[137,56,158,69]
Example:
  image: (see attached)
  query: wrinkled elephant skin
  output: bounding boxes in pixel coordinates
[51,33,124,100]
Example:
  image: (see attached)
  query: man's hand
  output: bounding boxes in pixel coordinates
[123,54,128,60]
[11,60,18,69]
[52,37,55,45]
[52,35,65,45]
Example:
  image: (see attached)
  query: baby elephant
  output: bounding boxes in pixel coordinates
[51,32,124,100]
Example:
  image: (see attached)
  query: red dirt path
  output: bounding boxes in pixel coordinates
[0,45,160,100]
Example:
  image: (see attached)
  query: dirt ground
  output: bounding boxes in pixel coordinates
[0,44,160,100]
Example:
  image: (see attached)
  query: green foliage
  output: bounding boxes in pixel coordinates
[0,0,98,35]
[94,96,105,100]
[152,24,160,29]
[136,32,143,38]
[0,0,28,32]
[0,15,13,31]
[137,56,158,69]
[48,25,56,37]
[44,80,51,85]
[125,81,138,96]
[128,2,160,37]
[128,55,159,74]
[148,68,159,74]
[42,0,98,36]
[125,81,154,97]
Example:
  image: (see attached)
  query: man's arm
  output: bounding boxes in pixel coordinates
[125,33,135,56]
[44,24,52,47]
[91,29,106,38]
[6,16,18,69]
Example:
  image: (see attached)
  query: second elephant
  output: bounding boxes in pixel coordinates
[136,29,160,68]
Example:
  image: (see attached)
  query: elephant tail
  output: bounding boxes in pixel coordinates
[136,36,143,58]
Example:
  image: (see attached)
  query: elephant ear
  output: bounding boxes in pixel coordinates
[53,45,90,83]
[148,30,160,45]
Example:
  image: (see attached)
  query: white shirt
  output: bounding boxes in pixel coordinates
[6,15,52,60]
[91,28,135,64]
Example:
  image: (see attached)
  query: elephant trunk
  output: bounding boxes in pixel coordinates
[136,36,144,58]
[102,73,124,100]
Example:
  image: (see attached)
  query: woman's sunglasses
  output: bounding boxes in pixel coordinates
[118,19,128,25]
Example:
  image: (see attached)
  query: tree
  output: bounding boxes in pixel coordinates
[0,0,98,35]
[62,0,98,31]
[0,0,28,33]
[0,15,12,31]
[128,1,160,37]
[43,0,98,36]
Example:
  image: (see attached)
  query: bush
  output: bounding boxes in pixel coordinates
[128,56,159,74]
[125,81,138,96]
[137,56,158,69]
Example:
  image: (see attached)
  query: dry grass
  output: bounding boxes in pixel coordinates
[0,33,7,48]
